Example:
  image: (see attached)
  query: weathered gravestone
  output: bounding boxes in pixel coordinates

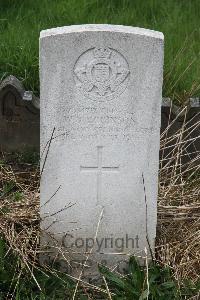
[0,76,39,152]
[40,24,164,279]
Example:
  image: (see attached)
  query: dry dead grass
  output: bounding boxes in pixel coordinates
[157,107,200,284]
[0,106,199,290]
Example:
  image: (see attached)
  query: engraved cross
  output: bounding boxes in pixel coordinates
[80,146,119,202]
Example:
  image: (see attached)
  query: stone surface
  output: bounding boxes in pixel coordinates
[0,76,39,152]
[40,24,164,278]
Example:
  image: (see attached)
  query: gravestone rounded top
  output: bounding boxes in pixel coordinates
[40,24,164,40]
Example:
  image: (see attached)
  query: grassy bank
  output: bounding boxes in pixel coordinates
[0,0,200,103]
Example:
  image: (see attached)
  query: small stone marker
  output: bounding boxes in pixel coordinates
[40,24,164,279]
[0,76,39,152]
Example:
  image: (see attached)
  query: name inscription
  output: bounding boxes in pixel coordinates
[44,104,154,143]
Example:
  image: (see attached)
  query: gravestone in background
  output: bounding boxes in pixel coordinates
[40,24,164,279]
[160,98,200,167]
[0,76,39,152]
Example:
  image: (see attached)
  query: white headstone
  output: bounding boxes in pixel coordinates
[40,24,164,279]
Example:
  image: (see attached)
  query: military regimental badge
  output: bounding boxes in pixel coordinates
[74,47,130,101]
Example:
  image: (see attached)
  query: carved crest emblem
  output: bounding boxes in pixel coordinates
[74,47,130,101]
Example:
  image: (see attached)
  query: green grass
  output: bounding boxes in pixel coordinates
[0,0,200,103]
[0,238,199,299]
